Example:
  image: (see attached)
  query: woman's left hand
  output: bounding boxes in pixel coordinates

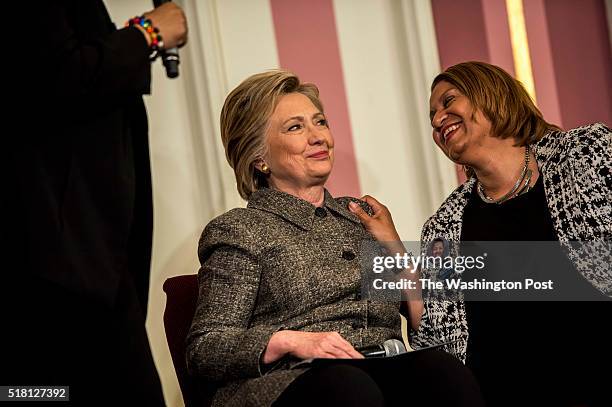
[348,195,403,252]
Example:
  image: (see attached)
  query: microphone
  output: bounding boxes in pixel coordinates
[357,339,407,358]
[153,0,180,78]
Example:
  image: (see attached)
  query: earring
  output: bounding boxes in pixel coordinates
[261,164,270,174]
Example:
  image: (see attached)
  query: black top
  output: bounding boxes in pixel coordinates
[7,1,153,309]
[462,174,557,241]
[460,175,610,404]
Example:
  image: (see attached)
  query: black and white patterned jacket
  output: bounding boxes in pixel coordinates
[410,123,612,362]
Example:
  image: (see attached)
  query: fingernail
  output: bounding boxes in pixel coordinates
[348,202,358,212]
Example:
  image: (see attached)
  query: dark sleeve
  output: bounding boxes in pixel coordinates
[186,214,283,382]
[29,1,152,113]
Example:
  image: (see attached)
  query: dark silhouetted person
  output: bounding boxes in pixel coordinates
[3,1,187,404]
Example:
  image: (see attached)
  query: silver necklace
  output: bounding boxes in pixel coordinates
[477,145,532,204]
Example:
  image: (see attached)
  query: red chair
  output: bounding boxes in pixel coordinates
[162,274,215,407]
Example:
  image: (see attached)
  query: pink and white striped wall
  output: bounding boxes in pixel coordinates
[270,0,361,198]
[431,0,611,131]
[215,0,611,232]
[225,0,610,193]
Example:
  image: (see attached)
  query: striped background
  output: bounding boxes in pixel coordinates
[105,1,612,405]
[217,0,612,191]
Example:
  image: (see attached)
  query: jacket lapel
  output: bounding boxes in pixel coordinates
[247,188,316,231]
[247,188,360,231]
[324,192,362,225]
[421,178,476,245]
[532,130,581,242]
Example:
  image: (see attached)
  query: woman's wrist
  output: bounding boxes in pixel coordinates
[125,16,164,60]
[262,330,294,365]
[383,239,407,256]
[133,24,152,46]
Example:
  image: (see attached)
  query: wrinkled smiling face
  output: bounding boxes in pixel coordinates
[263,92,334,189]
[429,80,492,164]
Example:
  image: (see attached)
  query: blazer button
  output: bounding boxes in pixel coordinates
[314,207,327,218]
[353,292,362,301]
[342,250,356,260]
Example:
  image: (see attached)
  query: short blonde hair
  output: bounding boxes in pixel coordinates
[432,61,559,146]
[220,70,323,199]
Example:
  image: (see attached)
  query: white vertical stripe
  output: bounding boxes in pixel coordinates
[181,0,281,213]
[398,0,459,205]
[333,0,457,241]
[215,0,280,89]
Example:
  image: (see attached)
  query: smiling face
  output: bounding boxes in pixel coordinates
[432,241,444,258]
[429,80,493,164]
[261,92,334,192]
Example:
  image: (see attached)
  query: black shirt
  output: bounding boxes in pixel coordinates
[460,175,610,405]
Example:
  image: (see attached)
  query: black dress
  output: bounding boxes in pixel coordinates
[3,1,164,404]
[461,175,610,406]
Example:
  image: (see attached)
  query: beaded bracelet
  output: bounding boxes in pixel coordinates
[125,16,164,61]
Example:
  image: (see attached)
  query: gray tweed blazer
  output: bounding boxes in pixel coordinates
[186,188,402,406]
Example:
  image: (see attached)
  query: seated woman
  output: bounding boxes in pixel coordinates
[186,70,484,406]
[410,61,612,406]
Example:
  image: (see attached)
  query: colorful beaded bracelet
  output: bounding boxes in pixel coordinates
[125,16,164,60]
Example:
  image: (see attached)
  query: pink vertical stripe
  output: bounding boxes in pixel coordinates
[543,0,612,128]
[270,0,361,198]
[431,0,490,70]
[431,0,490,184]
[433,0,612,183]
[523,0,564,128]
[481,0,515,76]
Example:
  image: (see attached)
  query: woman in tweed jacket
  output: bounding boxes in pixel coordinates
[405,62,611,405]
[186,70,484,406]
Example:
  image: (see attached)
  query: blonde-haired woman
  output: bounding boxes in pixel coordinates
[186,70,484,406]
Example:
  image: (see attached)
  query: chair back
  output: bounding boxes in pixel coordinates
[162,274,215,407]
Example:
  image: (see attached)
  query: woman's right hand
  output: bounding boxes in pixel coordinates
[144,3,188,49]
[262,330,364,365]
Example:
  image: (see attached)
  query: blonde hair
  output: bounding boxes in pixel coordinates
[431,62,560,177]
[220,70,323,199]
